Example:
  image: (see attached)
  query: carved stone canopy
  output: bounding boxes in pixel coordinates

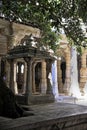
[6,40,55,60]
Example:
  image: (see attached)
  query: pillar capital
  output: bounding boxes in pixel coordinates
[46,59,53,74]
[24,57,31,63]
[24,57,33,67]
[7,59,13,63]
[7,58,17,64]
[46,59,54,64]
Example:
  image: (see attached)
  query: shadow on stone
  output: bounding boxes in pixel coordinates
[0,76,34,119]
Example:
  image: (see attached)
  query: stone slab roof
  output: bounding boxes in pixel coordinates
[6,45,55,60]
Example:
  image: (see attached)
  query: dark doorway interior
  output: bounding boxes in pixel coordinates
[61,59,66,84]
[35,62,41,93]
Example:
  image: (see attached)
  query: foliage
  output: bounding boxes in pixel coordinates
[0,0,87,52]
[77,0,87,23]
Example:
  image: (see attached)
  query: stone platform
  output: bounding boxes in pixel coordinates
[1,102,87,130]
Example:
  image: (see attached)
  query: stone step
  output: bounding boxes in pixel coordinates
[57,95,77,104]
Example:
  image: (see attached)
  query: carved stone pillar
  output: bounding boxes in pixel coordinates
[81,54,86,68]
[80,53,87,95]
[24,57,32,104]
[57,59,63,93]
[46,60,53,94]
[52,60,59,100]
[6,60,10,87]
[23,62,27,94]
[7,22,14,50]
[9,59,18,94]
[14,61,18,94]
[64,51,71,95]
[32,62,37,93]
[7,35,14,50]
[41,60,47,94]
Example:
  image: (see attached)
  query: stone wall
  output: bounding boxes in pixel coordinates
[0,19,9,55]
[0,18,40,78]
[12,22,40,47]
[0,18,40,52]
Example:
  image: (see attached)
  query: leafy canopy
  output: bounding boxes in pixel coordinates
[0,0,87,52]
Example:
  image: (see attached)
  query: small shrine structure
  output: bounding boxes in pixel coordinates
[2,34,55,105]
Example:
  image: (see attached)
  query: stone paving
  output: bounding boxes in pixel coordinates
[57,95,87,106]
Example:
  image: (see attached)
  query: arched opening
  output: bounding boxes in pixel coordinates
[61,57,66,84]
[16,62,24,94]
[1,59,6,81]
[35,62,41,93]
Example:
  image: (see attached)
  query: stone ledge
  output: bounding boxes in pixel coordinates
[16,94,55,105]
[1,103,87,130]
